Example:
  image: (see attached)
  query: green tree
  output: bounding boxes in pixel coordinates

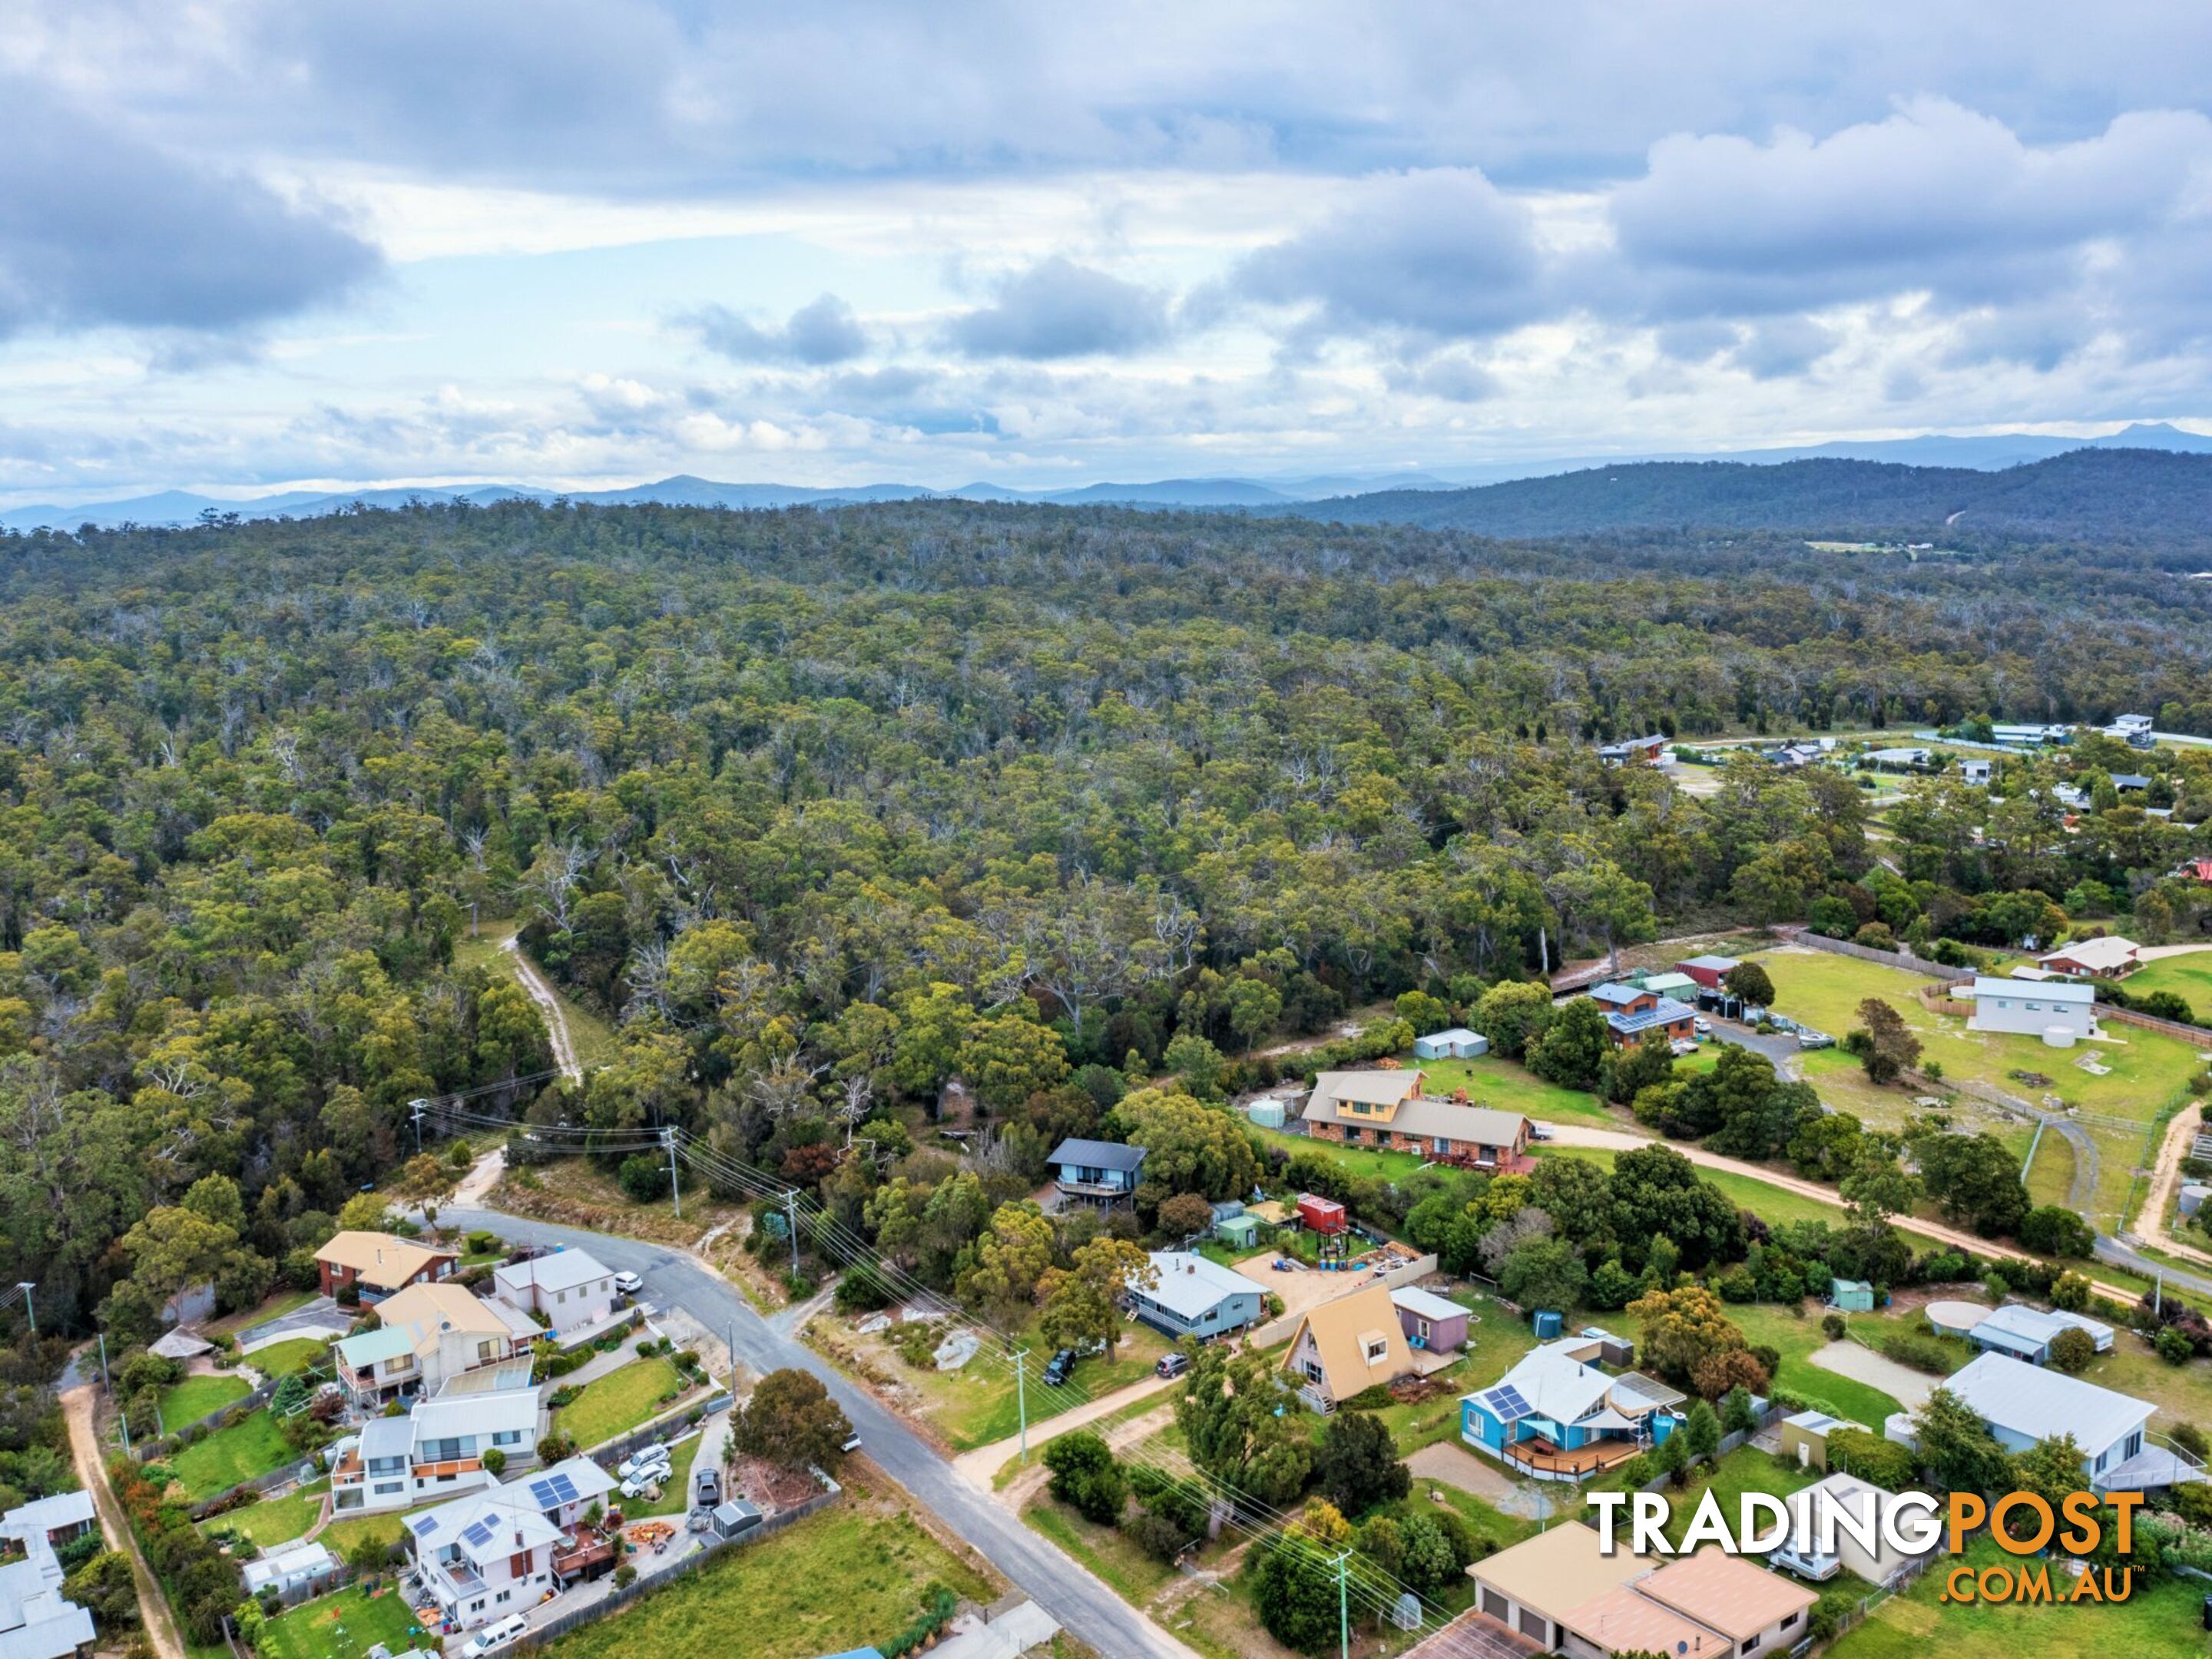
[1471,980,1553,1061]
[1528,996,1609,1091]
[1041,1430,1127,1524]
[960,1012,1069,1111]
[1312,1409,1411,1516]
[1498,1237,1587,1315]
[1723,961,1776,1007]
[1038,1237,1156,1358]
[1174,1343,1313,1508]
[733,1368,853,1472]
[1912,1384,2012,1493]
[1108,1088,1260,1207]
[956,1201,1058,1318]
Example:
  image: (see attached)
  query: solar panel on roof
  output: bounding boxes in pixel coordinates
[551,1473,578,1502]
[409,1517,438,1536]
[1484,1386,1532,1422]
[528,1479,561,1508]
[461,1518,498,1549]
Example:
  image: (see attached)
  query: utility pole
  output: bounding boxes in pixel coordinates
[727,1320,739,1389]
[664,1127,682,1220]
[781,1191,801,1275]
[1012,1348,1031,1464]
[96,1332,109,1392]
[1336,1549,1351,1659]
[15,1283,31,1337]
[409,1098,427,1155]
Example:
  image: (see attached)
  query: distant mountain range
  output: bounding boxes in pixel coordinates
[1284,445,2212,545]
[5,422,2209,533]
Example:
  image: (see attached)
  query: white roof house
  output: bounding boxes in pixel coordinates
[1943,1352,2151,1475]
[0,1493,94,1548]
[1773,1472,1941,1587]
[409,1386,541,1452]
[1969,1303,2114,1363]
[1389,1286,1465,1323]
[494,1248,611,1300]
[1965,975,2098,1043]
[242,1540,337,1597]
[1140,1253,1258,1325]
[0,1542,94,1659]
[2038,936,2142,976]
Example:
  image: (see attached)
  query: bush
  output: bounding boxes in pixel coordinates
[617,1152,671,1203]
[1827,1426,1918,1490]
[613,1563,637,1589]
[1042,1431,1126,1525]
[1820,1313,1846,1341]
[2157,1325,2195,1365]
[1876,1330,1955,1374]
[1120,1508,1187,1563]
[2048,1326,2095,1375]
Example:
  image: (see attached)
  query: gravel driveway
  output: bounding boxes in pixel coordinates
[1809,1340,1934,1412]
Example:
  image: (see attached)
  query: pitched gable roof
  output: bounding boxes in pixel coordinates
[1046,1137,1147,1172]
[1283,1283,1413,1396]
[314,1230,454,1290]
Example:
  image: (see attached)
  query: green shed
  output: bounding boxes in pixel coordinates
[1215,1213,1262,1249]
[1829,1278,1875,1312]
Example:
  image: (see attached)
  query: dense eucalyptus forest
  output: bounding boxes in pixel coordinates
[0,498,2207,1345]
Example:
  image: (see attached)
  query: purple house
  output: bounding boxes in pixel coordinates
[1391,1286,1470,1354]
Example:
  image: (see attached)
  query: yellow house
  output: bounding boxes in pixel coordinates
[1283,1282,1416,1409]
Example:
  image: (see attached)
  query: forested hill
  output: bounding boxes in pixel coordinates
[1292,446,2212,547]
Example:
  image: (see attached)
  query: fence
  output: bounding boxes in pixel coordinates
[2097,1001,2212,1041]
[588,1392,732,1469]
[154,1377,280,1449]
[190,1455,324,1522]
[518,1479,839,1646]
[1624,1403,1786,1494]
[1791,930,1974,982]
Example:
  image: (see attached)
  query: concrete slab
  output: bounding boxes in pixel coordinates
[1809,1340,1936,1411]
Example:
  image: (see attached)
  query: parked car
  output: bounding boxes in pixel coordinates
[618,1447,671,1482]
[694,1465,721,1508]
[840,1430,862,1453]
[612,1270,643,1295]
[1693,1016,1712,1035]
[1041,1348,1077,1387]
[1796,1028,1836,1049]
[1528,1122,1555,1142]
[1670,1038,1699,1058]
[460,1616,531,1659]
[1155,1352,1191,1379]
[618,1471,661,1500]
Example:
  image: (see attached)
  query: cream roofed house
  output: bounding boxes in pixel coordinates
[1633,1547,1817,1655]
[314,1230,458,1302]
[1465,1521,1659,1651]
[1282,1281,1415,1410]
[1301,1070,1533,1171]
[334,1280,535,1404]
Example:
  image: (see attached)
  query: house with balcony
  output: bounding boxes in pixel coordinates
[1300,1071,1532,1170]
[1045,1138,1147,1207]
[313,1230,458,1303]
[402,1456,618,1631]
[1461,1336,1684,1480]
[331,1386,542,1515]
[492,1248,620,1339]
[334,1281,538,1405]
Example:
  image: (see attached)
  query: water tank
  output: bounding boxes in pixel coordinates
[1246,1098,1286,1129]
[2182,1184,2211,1219]
[2041,1025,2078,1048]
[1533,1310,1564,1339]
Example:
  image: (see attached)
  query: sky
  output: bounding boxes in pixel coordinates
[6,1,2212,505]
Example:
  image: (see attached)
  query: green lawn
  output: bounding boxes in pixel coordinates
[1023,1497,1182,1604]
[622,1432,701,1518]
[210,1287,322,1337]
[160,1373,250,1427]
[545,1497,997,1659]
[2116,949,2212,1024]
[202,1480,327,1551]
[1402,1054,1634,1129]
[318,1507,413,1560]
[257,1583,432,1659]
[1730,1303,1905,1426]
[864,1310,1177,1454]
[1529,1145,1853,1232]
[555,1356,687,1449]
[1254,1124,1430,1182]
[169,1411,303,1501]
[1588,1445,1816,1541]
[1827,1532,2207,1659]
[248,1338,332,1378]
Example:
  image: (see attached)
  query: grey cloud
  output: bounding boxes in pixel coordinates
[688,294,868,365]
[1730,318,1836,379]
[1237,169,1544,343]
[945,258,1171,359]
[0,73,379,341]
[1384,355,1501,402]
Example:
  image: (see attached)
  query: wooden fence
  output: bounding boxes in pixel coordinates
[1791,930,1974,982]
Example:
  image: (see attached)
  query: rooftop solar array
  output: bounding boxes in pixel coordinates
[460,1518,498,1549]
[529,1472,579,1509]
[410,1516,438,1536]
[1483,1385,1533,1423]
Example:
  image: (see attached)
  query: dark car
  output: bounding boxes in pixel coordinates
[1154,1352,1191,1379]
[1041,1347,1077,1387]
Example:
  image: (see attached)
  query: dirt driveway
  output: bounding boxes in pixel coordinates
[1234,1254,1369,1323]
[1406,1441,1517,1502]
[1809,1340,1933,1412]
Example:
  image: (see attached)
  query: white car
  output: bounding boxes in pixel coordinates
[460,1616,531,1659]
[619,1470,664,1500]
[613,1270,643,1295]
[618,1447,672,1483]
[1693,1016,1712,1035]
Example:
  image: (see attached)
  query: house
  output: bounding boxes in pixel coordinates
[1942,1352,2151,1479]
[242,1540,339,1600]
[1862,746,1933,770]
[1962,759,1993,786]
[1413,1028,1488,1061]
[1992,723,2072,747]
[1636,971,1701,1002]
[1558,1583,1730,1659]
[1676,955,1740,991]
[1127,1252,1264,1342]
[148,1328,213,1363]
[1965,1303,2114,1364]
[329,1386,542,1515]
[1597,734,1667,767]
[402,1456,618,1628]
[334,1280,535,1403]
[1965,975,2098,1042]
[1283,1283,1416,1409]
[2037,935,2142,979]
[314,1231,459,1303]
[1459,1337,1682,1480]
[0,1537,94,1659]
[1634,1547,1818,1656]
[1045,1139,1147,1207]
[2111,772,2151,792]
[1390,1286,1469,1354]
[492,1248,620,1338]
[1586,983,1697,1048]
[1466,1517,1661,1652]
[1773,1472,1939,1585]
[1300,1071,1533,1169]
[0,1494,95,1555]
[2181,858,2212,884]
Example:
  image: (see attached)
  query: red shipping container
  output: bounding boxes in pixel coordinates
[1296,1193,1347,1233]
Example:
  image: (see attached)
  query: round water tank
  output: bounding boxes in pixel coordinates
[2041,1025,2077,1048]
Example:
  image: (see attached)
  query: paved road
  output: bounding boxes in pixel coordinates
[444,1203,1199,1659]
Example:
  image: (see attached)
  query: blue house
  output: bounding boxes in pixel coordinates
[1460,1336,1683,1481]
[1128,1252,1264,1341]
[1047,1137,1147,1207]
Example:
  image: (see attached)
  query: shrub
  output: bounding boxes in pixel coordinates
[1042,1432,1127,1525]
[617,1153,671,1204]
[2048,1326,2095,1375]
[1827,1426,1918,1490]
[1876,1331,1955,1374]
[1121,1508,1187,1563]
[2157,1325,2195,1365]
[1821,1313,1846,1340]
[613,1563,637,1590]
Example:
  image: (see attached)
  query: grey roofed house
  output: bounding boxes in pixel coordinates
[0,1542,94,1659]
[1046,1138,1147,1173]
[1943,1351,2151,1475]
[149,1328,213,1361]
[242,1540,337,1597]
[1967,1303,2114,1362]
[495,1247,611,1296]
[0,1495,94,1551]
[1128,1252,1264,1340]
[2111,773,2151,790]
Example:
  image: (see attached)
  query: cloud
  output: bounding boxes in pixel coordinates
[945,257,1172,359]
[1237,168,1545,344]
[1730,317,1836,380]
[0,74,380,343]
[1384,354,1501,402]
[687,294,868,365]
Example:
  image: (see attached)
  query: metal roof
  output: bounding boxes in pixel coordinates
[1389,1286,1465,1322]
[495,1247,611,1296]
[1969,975,2094,1004]
[1046,1137,1147,1172]
[1137,1253,1257,1322]
[1945,1351,2152,1458]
